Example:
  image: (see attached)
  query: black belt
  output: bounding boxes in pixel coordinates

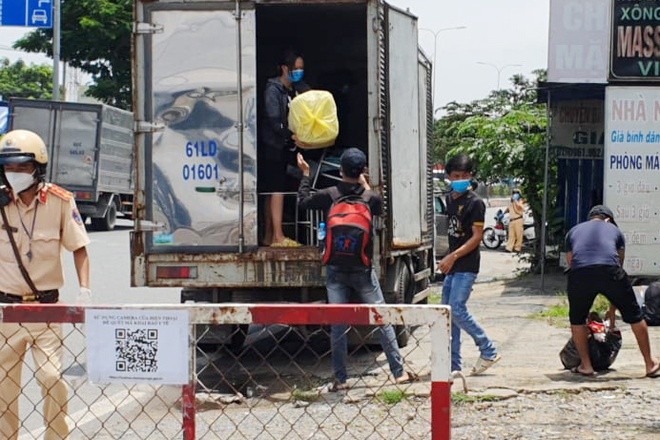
[510,216,522,221]
[0,289,59,304]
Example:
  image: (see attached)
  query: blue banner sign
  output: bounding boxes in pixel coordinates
[0,0,53,28]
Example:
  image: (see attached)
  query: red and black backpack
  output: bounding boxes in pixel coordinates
[322,188,373,267]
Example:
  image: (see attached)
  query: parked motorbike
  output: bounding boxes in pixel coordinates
[482,208,535,250]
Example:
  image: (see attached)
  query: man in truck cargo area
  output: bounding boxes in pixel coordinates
[437,154,501,376]
[0,129,91,439]
[260,50,311,247]
[296,148,411,390]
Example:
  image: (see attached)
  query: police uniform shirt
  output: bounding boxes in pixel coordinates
[0,184,90,296]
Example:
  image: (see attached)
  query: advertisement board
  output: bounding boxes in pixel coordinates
[550,100,604,159]
[604,86,660,276]
[548,0,610,83]
[610,0,660,80]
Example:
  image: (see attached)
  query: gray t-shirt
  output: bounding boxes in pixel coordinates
[565,220,624,269]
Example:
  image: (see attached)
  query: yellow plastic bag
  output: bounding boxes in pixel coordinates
[288,90,339,149]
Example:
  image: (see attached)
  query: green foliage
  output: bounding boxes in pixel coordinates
[531,293,612,328]
[0,58,52,99]
[13,0,132,108]
[377,389,407,404]
[452,392,501,405]
[290,388,321,403]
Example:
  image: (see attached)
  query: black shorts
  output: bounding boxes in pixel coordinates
[259,154,288,193]
[567,265,643,325]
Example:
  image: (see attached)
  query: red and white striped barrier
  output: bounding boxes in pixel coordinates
[0,303,452,440]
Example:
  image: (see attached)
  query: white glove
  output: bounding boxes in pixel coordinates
[76,287,92,304]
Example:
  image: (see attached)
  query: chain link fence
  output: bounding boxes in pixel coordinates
[0,304,450,439]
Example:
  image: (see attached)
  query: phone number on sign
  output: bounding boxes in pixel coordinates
[182,163,219,181]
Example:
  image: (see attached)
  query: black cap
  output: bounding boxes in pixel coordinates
[340,148,367,178]
[588,205,617,227]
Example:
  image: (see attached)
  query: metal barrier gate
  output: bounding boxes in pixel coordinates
[0,303,451,439]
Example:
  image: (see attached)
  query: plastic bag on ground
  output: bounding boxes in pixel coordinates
[288,90,339,149]
[559,321,622,371]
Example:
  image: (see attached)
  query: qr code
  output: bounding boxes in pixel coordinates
[115,328,159,372]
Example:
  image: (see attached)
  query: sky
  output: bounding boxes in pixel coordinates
[395,0,549,108]
[0,0,549,108]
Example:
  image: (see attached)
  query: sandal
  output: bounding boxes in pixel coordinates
[329,381,350,392]
[570,366,598,378]
[270,237,302,247]
[394,370,419,385]
[646,363,660,378]
[470,354,502,375]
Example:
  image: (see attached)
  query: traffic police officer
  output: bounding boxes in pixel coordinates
[0,129,91,440]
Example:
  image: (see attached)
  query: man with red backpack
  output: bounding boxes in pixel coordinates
[296,148,411,390]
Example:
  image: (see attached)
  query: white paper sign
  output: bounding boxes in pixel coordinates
[86,309,190,385]
[604,86,660,276]
[548,0,610,83]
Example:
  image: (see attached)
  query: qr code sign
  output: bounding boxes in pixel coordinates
[115,328,159,372]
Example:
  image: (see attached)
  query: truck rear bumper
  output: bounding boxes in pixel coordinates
[134,246,328,288]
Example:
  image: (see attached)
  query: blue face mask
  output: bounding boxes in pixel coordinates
[512,193,521,201]
[450,179,471,193]
[288,69,304,83]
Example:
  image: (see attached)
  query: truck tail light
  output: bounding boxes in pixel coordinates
[156,266,198,279]
[75,191,93,200]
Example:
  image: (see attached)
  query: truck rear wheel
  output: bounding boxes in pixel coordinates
[91,203,117,231]
[393,259,415,347]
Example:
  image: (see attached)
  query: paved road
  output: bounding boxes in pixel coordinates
[61,219,179,305]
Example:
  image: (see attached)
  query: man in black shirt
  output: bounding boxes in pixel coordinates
[437,154,500,375]
[296,148,410,390]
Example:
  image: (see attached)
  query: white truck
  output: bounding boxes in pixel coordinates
[131,0,435,347]
[9,98,134,231]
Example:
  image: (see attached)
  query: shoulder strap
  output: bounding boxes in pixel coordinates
[328,186,342,202]
[330,186,368,204]
[44,183,73,201]
[0,206,40,295]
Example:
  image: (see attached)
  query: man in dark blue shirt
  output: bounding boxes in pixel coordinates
[565,205,659,377]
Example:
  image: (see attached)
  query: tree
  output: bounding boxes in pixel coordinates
[436,69,558,270]
[0,58,53,99]
[13,0,132,108]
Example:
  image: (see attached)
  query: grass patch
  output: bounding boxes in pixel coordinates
[291,388,321,403]
[377,389,407,404]
[452,392,501,405]
[531,293,612,327]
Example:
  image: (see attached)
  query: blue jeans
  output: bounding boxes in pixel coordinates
[326,265,405,383]
[442,272,497,372]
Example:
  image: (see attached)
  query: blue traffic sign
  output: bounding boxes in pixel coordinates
[0,0,53,28]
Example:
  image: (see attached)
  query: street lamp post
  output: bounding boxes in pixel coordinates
[476,62,522,90]
[419,26,466,107]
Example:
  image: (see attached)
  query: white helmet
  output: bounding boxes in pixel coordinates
[0,129,49,165]
[0,130,48,180]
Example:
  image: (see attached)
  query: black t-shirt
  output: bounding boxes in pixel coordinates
[446,191,485,274]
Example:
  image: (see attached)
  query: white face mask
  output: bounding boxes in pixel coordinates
[5,172,36,194]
